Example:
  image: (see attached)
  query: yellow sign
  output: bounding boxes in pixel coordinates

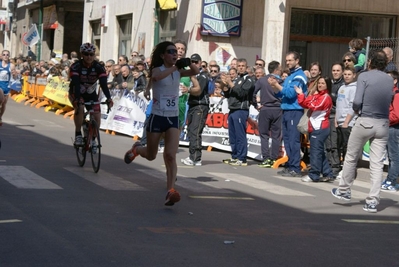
[43,77,72,107]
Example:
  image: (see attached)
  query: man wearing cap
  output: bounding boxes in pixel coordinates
[181,53,210,166]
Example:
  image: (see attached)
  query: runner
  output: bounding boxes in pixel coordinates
[124,41,199,206]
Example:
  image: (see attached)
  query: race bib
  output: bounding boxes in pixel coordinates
[160,94,178,110]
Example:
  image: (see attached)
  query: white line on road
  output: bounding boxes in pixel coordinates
[0,219,23,224]
[65,167,147,191]
[0,166,62,189]
[343,219,399,224]
[206,172,314,196]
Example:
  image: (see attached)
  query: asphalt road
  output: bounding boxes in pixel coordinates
[0,99,398,267]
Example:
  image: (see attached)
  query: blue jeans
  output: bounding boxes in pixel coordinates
[308,127,333,180]
[386,126,399,185]
[228,109,249,162]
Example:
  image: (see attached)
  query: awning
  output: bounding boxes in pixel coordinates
[158,0,177,10]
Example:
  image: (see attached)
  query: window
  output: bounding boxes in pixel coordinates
[291,9,396,38]
[91,20,101,55]
[159,9,177,42]
[117,14,133,56]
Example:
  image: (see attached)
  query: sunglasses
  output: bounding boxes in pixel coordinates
[343,59,352,62]
[201,65,206,68]
[105,65,112,68]
[166,49,177,55]
[83,52,95,56]
[192,60,199,64]
[210,70,218,73]
[255,63,263,66]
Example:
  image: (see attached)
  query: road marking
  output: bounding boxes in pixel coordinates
[65,167,147,191]
[0,166,62,189]
[0,219,23,224]
[343,219,399,224]
[0,160,6,162]
[207,172,314,196]
[189,196,254,200]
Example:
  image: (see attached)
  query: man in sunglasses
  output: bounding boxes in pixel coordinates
[69,42,113,146]
[208,64,220,95]
[181,53,210,166]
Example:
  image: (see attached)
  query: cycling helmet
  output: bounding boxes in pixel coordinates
[80,42,96,53]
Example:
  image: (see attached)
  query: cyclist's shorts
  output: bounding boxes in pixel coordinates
[69,92,100,113]
[146,114,178,133]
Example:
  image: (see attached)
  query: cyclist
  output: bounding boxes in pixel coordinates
[69,42,113,146]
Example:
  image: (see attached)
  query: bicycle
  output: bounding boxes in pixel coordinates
[74,100,110,173]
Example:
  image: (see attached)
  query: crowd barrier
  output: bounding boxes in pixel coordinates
[12,75,378,167]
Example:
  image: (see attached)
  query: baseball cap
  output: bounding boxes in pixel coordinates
[190,53,202,61]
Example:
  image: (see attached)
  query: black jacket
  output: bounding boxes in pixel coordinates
[188,71,210,107]
[223,72,255,110]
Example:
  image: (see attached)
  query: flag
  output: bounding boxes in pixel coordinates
[22,24,40,47]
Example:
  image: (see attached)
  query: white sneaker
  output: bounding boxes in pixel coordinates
[158,146,164,153]
[181,157,202,166]
[74,135,84,146]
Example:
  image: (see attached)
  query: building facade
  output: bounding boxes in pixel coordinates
[1,0,398,73]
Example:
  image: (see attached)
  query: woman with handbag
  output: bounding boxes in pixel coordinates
[295,76,334,182]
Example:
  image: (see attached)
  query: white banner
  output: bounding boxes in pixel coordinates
[100,89,148,137]
[22,24,40,47]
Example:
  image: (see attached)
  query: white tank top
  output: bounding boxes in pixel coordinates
[151,65,181,117]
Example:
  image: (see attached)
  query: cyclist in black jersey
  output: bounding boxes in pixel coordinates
[69,42,113,146]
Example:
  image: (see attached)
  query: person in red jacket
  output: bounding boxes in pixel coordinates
[295,76,334,182]
[381,70,399,191]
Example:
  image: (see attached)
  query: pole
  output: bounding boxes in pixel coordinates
[37,0,43,60]
[364,36,371,70]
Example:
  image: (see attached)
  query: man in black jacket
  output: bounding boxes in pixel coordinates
[253,61,282,167]
[222,58,256,166]
[181,54,210,166]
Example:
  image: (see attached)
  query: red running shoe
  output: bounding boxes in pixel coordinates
[124,141,142,164]
[165,188,181,206]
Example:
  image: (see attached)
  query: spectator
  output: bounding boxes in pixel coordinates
[381,70,399,191]
[212,79,225,97]
[208,64,220,95]
[308,62,322,95]
[174,39,191,130]
[349,38,366,72]
[342,52,356,69]
[246,66,255,77]
[383,47,398,72]
[70,51,78,63]
[221,58,256,166]
[130,51,138,59]
[228,67,238,83]
[268,51,308,177]
[104,59,115,88]
[181,53,210,166]
[255,59,265,68]
[132,66,147,93]
[61,62,70,80]
[326,62,345,177]
[281,68,290,81]
[296,76,334,182]
[335,66,357,176]
[229,58,237,70]
[116,64,135,90]
[201,61,208,71]
[111,64,123,88]
[254,67,266,80]
[331,50,393,213]
[118,55,128,66]
[254,60,282,168]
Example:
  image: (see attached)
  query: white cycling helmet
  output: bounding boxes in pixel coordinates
[80,42,96,53]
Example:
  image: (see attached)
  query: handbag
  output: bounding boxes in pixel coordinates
[297,109,310,134]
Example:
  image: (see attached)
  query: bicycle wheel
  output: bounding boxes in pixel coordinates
[89,120,101,173]
[75,141,86,167]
